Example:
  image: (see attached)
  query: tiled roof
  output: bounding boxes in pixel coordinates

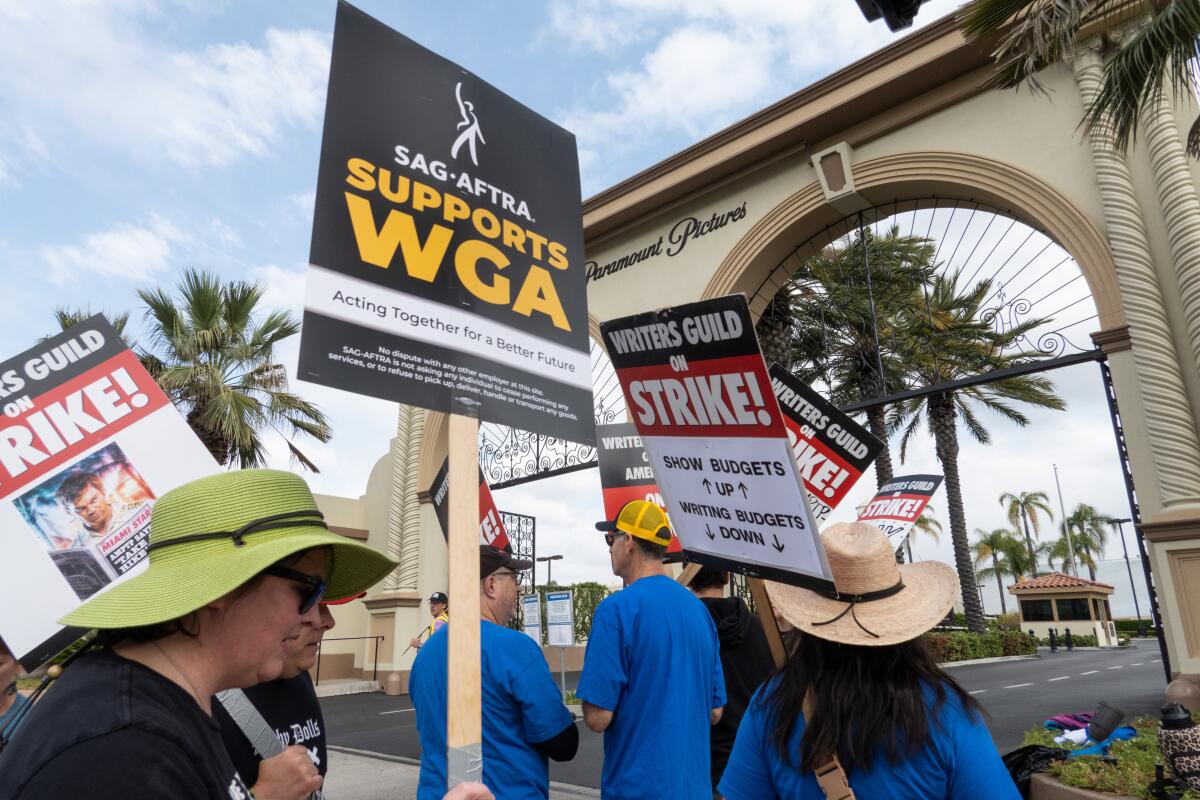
[1008,572,1115,591]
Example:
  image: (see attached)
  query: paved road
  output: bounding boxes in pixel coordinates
[952,641,1167,751]
[320,641,1167,790]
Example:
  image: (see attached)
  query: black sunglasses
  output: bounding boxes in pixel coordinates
[262,564,327,614]
[604,532,627,548]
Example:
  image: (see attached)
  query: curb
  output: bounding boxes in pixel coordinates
[328,745,421,767]
[939,654,1041,669]
[328,745,602,799]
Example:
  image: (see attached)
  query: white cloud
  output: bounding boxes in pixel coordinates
[251,262,307,315]
[549,0,962,189]
[41,215,189,284]
[0,2,330,171]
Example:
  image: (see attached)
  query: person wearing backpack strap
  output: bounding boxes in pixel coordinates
[717,522,1019,800]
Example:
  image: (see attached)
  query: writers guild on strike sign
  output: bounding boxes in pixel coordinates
[298,3,592,444]
[0,317,217,669]
[595,422,682,556]
[857,474,944,541]
[769,365,883,523]
[601,295,834,589]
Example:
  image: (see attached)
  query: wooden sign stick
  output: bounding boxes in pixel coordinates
[747,577,788,670]
[446,411,483,786]
[676,562,701,586]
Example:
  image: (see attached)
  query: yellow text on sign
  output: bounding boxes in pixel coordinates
[343,158,572,332]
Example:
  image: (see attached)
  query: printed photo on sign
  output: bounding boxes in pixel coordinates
[0,316,217,668]
[594,422,681,557]
[429,456,511,552]
[297,2,593,444]
[857,474,944,541]
[601,295,833,590]
[13,443,155,599]
[769,365,882,523]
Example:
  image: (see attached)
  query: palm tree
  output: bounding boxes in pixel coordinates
[972,528,1026,614]
[1064,503,1110,581]
[756,226,938,491]
[959,0,1200,157]
[1046,530,1096,577]
[890,270,1067,632]
[137,268,332,470]
[902,506,944,563]
[999,490,1055,578]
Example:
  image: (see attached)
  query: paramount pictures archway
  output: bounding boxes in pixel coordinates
[331,9,1200,689]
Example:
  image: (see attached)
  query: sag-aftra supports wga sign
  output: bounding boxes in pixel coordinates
[299,2,593,445]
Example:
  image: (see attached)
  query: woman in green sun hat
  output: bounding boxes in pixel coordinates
[0,468,398,800]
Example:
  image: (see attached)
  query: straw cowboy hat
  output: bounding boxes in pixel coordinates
[767,521,958,647]
[61,469,398,629]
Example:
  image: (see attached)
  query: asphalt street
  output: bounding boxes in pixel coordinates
[320,640,1168,790]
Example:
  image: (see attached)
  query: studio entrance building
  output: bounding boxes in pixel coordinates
[313,6,1200,691]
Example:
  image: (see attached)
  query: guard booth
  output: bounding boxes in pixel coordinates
[1009,573,1118,647]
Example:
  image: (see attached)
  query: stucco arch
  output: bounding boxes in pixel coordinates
[703,151,1125,331]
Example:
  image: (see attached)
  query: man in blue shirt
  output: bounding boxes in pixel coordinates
[579,500,725,800]
[411,546,578,800]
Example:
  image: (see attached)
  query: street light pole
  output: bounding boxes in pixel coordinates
[1107,517,1141,622]
[1053,464,1078,577]
[536,554,563,587]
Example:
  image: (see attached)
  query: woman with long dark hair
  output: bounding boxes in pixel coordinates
[718,522,1019,799]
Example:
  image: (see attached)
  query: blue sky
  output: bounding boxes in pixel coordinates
[1,0,1142,608]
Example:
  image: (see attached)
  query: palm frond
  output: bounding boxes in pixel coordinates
[1084,0,1200,154]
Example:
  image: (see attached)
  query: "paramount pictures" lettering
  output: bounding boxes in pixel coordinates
[585,201,748,282]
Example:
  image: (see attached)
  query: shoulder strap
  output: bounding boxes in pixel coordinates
[802,693,856,800]
[216,688,284,760]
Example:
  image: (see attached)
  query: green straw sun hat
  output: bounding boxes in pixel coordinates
[60,469,398,629]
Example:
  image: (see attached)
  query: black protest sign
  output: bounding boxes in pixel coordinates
[602,294,833,590]
[769,365,883,523]
[429,457,510,552]
[857,474,943,541]
[298,2,593,444]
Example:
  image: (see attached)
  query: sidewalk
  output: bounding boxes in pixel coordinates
[324,747,600,799]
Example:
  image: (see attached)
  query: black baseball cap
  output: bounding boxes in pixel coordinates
[429,592,448,604]
[480,545,533,578]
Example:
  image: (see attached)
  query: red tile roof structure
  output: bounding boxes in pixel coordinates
[1008,572,1115,592]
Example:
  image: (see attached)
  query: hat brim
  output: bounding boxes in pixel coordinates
[767,561,958,647]
[60,525,397,629]
[595,520,617,532]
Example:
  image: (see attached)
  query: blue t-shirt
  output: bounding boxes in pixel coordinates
[0,692,30,740]
[577,574,725,800]
[410,619,573,800]
[718,678,1020,800]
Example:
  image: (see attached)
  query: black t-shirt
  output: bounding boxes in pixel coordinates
[213,672,327,788]
[701,595,776,790]
[0,649,253,800]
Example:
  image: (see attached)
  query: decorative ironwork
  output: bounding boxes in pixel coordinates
[752,198,1102,403]
[500,510,536,596]
[479,340,625,489]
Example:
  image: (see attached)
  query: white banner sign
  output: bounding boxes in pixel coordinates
[545,590,574,647]
[522,593,541,645]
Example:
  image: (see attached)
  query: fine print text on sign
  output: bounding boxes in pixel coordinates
[594,422,681,558]
[769,365,883,523]
[522,594,541,644]
[298,2,593,444]
[857,474,944,542]
[429,456,511,552]
[0,317,217,667]
[602,294,833,589]
[545,590,574,648]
